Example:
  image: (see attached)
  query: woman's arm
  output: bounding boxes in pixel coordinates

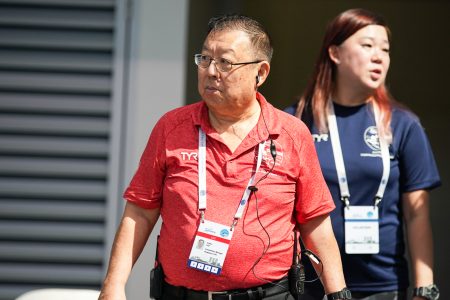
[402,189,435,298]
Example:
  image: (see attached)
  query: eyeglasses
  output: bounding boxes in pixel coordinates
[194,54,262,72]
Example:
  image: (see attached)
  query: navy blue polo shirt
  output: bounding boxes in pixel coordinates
[285,102,441,292]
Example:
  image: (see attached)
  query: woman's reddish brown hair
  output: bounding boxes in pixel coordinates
[295,8,393,142]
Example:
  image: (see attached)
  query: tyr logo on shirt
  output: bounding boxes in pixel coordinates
[181,152,198,160]
[312,133,328,142]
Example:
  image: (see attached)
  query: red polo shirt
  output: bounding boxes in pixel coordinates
[124,93,334,291]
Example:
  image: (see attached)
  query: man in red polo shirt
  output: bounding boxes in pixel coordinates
[99,14,349,300]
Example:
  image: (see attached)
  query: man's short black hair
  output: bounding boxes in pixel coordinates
[206,14,273,62]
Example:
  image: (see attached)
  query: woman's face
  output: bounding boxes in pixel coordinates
[331,25,390,92]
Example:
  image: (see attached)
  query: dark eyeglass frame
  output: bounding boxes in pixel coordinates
[194,54,262,72]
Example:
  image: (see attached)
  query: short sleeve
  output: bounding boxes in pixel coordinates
[398,121,441,192]
[123,119,167,209]
[295,125,335,224]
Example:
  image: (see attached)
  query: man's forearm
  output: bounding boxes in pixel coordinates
[299,214,346,294]
[100,202,160,298]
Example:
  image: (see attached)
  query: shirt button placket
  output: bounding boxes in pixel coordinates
[227,159,236,178]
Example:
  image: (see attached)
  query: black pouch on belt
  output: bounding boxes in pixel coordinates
[288,230,305,299]
[150,236,164,299]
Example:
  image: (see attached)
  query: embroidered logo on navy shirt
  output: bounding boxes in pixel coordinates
[364,126,381,151]
[361,126,382,158]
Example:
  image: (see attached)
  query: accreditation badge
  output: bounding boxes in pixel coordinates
[344,206,379,254]
[187,219,233,275]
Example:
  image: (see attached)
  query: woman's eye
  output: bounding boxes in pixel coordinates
[362,43,372,48]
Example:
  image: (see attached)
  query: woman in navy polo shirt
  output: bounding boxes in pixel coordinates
[285,8,441,300]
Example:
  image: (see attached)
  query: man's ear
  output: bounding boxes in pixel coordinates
[256,61,270,87]
[328,45,340,64]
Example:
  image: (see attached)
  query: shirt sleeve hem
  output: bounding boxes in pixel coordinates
[296,203,336,224]
[125,197,161,210]
[402,178,442,193]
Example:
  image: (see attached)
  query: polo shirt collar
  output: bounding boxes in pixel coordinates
[192,92,281,142]
[255,92,282,140]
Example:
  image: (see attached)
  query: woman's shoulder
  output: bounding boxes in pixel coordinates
[276,107,307,129]
[283,103,297,116]
[391,102,421,126]
[272,108,314,145]
[390,102,431,143]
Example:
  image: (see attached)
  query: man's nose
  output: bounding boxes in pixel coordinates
[206,59,220,77]
[207,59,219,72]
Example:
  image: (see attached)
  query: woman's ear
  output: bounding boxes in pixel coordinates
[328,45,340,64]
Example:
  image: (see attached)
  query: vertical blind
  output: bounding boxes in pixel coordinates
[0,0,119,299]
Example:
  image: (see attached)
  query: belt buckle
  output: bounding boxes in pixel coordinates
[207,290,230,300]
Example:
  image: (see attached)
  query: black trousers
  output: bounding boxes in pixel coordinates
[160,288,340,300]
[161,291,299,300]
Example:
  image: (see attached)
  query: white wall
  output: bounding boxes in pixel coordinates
[123,0,188,298]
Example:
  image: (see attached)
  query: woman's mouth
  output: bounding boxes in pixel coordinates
[370,69,382,80]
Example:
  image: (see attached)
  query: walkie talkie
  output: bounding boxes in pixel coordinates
[288,230,305,299]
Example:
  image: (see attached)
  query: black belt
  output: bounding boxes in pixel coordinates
[162,277,289,300]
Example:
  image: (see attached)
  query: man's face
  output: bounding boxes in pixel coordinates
[197,29,260,113]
